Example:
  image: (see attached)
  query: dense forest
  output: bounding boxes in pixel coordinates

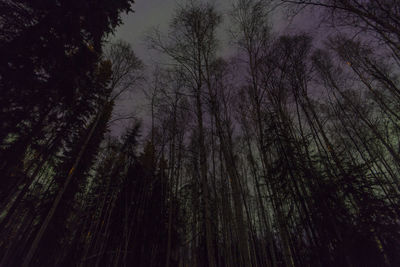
[1,0,400,266]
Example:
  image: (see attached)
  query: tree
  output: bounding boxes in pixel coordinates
[148,3,222,266]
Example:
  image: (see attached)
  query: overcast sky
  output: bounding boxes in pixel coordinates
[109,0,322,136]
[113,0,240,63]
[111,0,234,135]
[113,0,322,53]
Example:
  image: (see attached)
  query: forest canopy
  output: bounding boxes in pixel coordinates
[0,0,400,266]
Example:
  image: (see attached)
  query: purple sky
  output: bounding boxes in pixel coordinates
[113,0,321,58]
[110,0,322,136]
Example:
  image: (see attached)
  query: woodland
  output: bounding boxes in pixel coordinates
[1,0,400,266]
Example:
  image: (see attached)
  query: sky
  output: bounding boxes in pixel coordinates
[113,0,321,57]
[113,0,236,63]
[110,0,234,135]
[110,0,322,136]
